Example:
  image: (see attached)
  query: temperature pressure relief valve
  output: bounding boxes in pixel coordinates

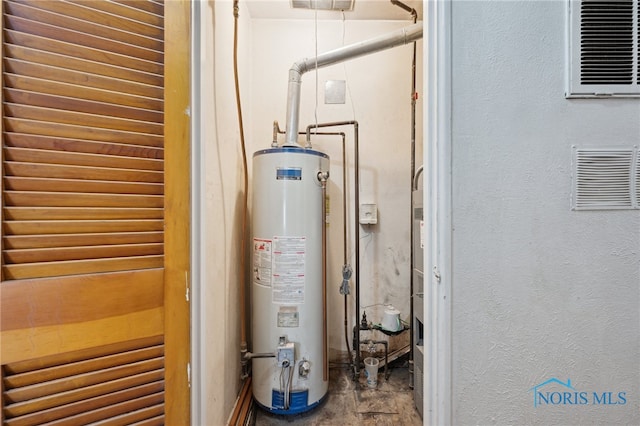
[277,336,295,367]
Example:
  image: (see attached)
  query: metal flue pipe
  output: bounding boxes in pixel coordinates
[284,22,423,146]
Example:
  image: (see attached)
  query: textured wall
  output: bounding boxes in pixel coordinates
[450,1,640,424]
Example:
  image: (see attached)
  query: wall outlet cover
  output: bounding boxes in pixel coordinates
[325,80,346,104]
[360,203,377,224]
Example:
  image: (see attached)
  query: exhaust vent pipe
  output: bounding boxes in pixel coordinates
[284,22,423,146]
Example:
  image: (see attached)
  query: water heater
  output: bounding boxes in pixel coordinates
[251,147,330,414]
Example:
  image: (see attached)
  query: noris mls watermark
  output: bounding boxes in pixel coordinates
[529,378,627,408]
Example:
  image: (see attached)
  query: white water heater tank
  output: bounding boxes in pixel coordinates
[251,147,330,415]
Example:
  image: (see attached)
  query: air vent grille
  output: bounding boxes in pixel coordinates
[290,0,354,10]
[580,0,635,85]
[573,147,638,210]
[567,0,640,96]
[636,148,640,202]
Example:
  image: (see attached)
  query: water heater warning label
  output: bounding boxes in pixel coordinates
[272,236,306,304]
[253,238,272,287]
[277,307,299,327]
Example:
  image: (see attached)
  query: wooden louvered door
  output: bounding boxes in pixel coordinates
[0,0,190,424]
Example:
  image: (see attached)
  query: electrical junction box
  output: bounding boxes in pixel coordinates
[277,341,295,367]
[359,203,377,224]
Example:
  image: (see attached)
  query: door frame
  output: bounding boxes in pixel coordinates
[424,0,452,424]
[164,0,191,423]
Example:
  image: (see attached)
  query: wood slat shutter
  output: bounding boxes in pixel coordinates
[2,336,164,426]
[0,0,192,424]
[2,0,165,280]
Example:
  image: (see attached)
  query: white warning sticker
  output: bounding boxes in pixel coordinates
[277,307,300,327]
[253,238,272,287]
[272,236,305,304]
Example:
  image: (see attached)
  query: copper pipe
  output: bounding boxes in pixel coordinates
[233,0,249,375]
[273,120,344,140]
[305,126,352,361]
[306,121,359,377]
[277,121,353,368]
[339,134,351,361]
[318,172,329,382]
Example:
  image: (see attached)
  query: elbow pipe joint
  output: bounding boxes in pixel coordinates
[413,165,424,190]
[390,0,417,21]
[284,23,422,146]
[290,62,307,77]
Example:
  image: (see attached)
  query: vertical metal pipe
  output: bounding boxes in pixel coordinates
[390,0,418,389]
[319,172,329,382]
[276,124,351,379]
[408,12,418,389]
[341,133,348,266]
[306,129,352,365]
[341,134,351,360]
[306,121,360,376]
[232,0,249,377]
[285,71,303,145]
[354,122,360,376]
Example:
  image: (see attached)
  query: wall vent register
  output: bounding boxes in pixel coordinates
[572,146,639,210]
[290,0,354,11]
[567,0,640,97]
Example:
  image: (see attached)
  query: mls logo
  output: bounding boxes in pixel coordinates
[529,377,627,407]
[529,378,585,407]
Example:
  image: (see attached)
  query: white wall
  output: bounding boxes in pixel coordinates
[447,1,640,424]
[194,1,252,424]
[248,18,422,358]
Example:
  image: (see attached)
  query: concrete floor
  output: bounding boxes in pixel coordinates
[253,360,422,425]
